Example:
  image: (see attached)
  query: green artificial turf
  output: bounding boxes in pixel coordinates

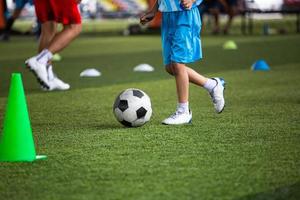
[0,24,300,200]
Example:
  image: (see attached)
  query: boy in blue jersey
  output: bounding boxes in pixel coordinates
[140,0,226,125]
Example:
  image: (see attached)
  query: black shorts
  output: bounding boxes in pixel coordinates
[226,0,238,6]
[199,0,219,13]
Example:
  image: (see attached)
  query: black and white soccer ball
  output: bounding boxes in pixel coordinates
[113,88,152,127]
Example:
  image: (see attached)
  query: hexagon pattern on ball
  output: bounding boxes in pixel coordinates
[113,88,152,127]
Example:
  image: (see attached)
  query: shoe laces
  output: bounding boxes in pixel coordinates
[170,110,187,119]
[210,90,217,104]
[209,81,219,103]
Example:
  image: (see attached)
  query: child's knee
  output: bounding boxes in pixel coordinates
[172,63,185,75]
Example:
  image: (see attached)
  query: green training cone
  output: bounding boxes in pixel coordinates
[223,40,238,50]
[0,73,46,162]
[52,53,62,62]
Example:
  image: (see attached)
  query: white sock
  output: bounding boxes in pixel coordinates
[203,78,217,93]
[36,49,53,65]
[177,102,189,114]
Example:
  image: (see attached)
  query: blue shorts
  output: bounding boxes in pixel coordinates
[15,0,33,9]
[161,7,202,66]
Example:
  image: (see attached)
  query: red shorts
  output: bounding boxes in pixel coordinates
[34,0,81,25]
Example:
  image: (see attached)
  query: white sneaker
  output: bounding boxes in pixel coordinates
[42,65,70,91]
[162,110,192,125]
[46,77,70,91]
[25,57,50,89]
[209,77,226,113]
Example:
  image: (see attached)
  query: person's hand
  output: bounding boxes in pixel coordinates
[181,0,195,10]
[140,11,156,25]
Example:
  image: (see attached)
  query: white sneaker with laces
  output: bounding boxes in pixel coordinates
[162,110,192,125]
[42,65,70,91]
[25,57,50,89]
[46,78,70,91]
[209,77,226,113]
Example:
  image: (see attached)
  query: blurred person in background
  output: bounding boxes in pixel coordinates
[200,0,240,34]
[0,0,7,30]
[222,0,239,34]
[25,0,82,91]
[0,0,33,41]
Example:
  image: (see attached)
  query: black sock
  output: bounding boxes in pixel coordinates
[4,17,15,33]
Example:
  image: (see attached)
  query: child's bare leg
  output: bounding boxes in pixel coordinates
[162,63,192,125]
[166,65,208,87]
[185,67,216,93]
[186,67,208,86]
[48,24,82,54]
[39,21,57,52]
[171,63,189,103]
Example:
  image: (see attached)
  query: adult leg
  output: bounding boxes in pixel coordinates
[209,8,220,34]
[1,8,22,40]
[38,21,71,91]
[47,23,82,54]
[38,21,57,52]
[5,8,22,29]
[223,6,238,34]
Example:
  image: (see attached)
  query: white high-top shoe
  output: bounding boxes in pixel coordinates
[209,77,226,113]
[42,65,70,91]
[25,56,50,89]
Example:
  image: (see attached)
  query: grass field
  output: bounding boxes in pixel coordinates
[0,22,300,200]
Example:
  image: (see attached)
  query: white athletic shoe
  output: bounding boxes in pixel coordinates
[209,77,226,113]
[42,65,70,91]
[46,78,70,91]
[25,56,50,89]
[162,110,192,125]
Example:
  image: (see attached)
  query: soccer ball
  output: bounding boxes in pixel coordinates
[113,88,152,127]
